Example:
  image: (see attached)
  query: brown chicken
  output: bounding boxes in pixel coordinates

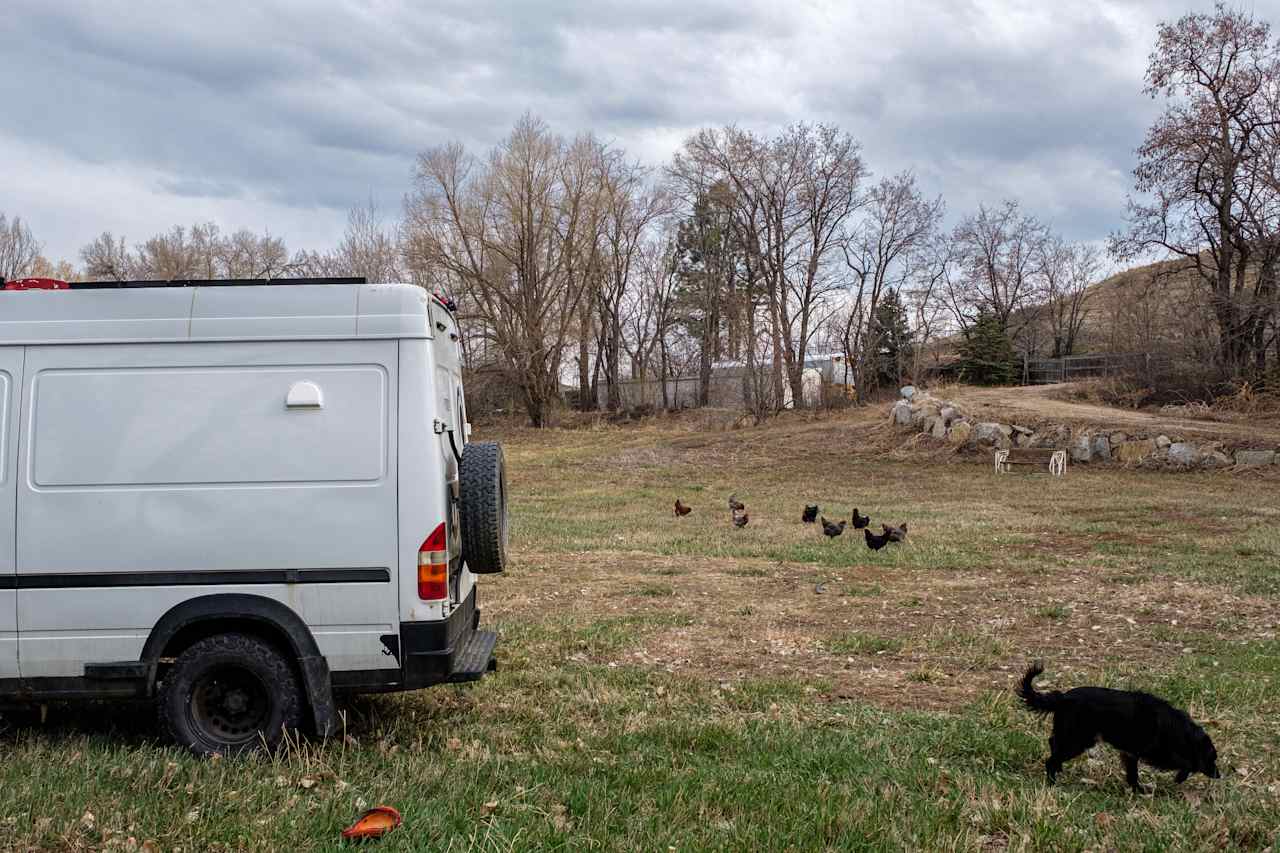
[674,499,692,517]
[728,493,746,513]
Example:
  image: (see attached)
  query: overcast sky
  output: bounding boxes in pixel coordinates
[2,0,1271,266]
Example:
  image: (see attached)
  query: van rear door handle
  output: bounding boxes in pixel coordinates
[286,381,324,409]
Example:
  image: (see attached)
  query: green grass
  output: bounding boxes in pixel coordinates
[829,633,904,655]
[1,411,1278,851]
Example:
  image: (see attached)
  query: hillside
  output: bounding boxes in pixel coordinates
[1068,256,1209,356]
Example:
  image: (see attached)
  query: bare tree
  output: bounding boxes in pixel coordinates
[81,223,297,282]
[673,123,866,409]
[616,236,680,407]
[1114,2,1280,377]
[27,256,79,282]
[594,156,670,410]
[80,232,135,280]
[0,213,42,281]
[218,228,295,278]
[297,201,401,282]
[1037,237,1098,358]
[945,200,1048,342]
[905,234,956,381]
[132,225,203,280]
[404,114,606,427]
[842,172,943,399]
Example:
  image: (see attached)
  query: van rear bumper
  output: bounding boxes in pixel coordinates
[330,587,497,693]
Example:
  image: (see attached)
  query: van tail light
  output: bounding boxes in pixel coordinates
[3,278,69,290]
[417,522,448,600]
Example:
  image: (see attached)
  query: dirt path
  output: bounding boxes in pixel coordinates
[946,383,1280,444]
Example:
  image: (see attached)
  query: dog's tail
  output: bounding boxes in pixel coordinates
[1017,661,1062,715]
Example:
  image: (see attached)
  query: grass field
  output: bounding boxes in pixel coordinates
[2,407,1279,851]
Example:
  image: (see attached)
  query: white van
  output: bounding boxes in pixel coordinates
[0,276,507,754]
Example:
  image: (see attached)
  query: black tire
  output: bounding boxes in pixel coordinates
[158,633,303,756]
[458,441,508,574]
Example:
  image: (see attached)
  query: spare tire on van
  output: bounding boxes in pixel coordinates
[458,441,508,574]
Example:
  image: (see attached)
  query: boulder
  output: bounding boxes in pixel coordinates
[930,416,948,439]
[1110,431,1129,446]
[947,420,973,446]
[1037,425,1071,448]
[1204,450,1233,468]
[939,406,959,425]
[1070,433,1093,463]
[900,385,916,400]
[1155,435,1172,450]
[1115,439,1156,465]
[1235,449,1277,468]
[909,399,939,426]
[974,422,1011,449]
[1014,431,1036,448]
[891,400,912,427]
[1011,424,1034,437]
[1091,434,1113,462]
[1167,442,1201,467]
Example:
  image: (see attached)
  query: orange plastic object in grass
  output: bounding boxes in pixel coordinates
[341,805,402,841]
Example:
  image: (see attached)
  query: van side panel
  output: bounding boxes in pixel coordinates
[0,347,21,679]
[15,340,400,678]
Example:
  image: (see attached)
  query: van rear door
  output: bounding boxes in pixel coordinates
[429,303,468,602]
[0,347,21,679]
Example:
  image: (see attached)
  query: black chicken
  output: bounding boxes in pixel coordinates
[674,499,692,517]
[728,493,746,513]
[882,522,908,542]
[801,504,819,523]
[864,528,891,550]
[851,508,870,529]
[820,516,846,538]
[733,510,749,528]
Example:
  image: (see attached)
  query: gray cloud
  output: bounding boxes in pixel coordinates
[0,0,1272,263]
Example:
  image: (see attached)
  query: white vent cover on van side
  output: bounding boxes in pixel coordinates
[286,381,324,409]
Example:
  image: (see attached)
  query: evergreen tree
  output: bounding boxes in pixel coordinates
[669,187,737,405]
[871,288,913,388]
[958,310,1018,385]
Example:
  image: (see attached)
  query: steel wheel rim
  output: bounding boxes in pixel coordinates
[189,665,271,746]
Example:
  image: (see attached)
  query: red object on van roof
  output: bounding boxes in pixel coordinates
[3,278,70,290]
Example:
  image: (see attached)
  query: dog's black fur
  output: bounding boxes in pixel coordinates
[1018,663,1220,791]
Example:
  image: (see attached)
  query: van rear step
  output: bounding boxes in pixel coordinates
[447,630,497,683]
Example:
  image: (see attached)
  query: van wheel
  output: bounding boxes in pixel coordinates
[158,633,303,756]
[458,441,508,574]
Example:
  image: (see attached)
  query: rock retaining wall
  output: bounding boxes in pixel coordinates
[889,388,1278,471]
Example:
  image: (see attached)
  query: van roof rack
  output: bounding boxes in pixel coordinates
[65,277,368,290]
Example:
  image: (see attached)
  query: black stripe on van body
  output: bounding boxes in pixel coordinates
[0,568,389,590]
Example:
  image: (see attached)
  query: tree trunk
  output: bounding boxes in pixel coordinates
[698,289,717,407]
[606,317,623,412]
[659,339,671,410]
[577,298,594,411]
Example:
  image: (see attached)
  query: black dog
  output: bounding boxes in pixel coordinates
[1018,663,1219,791]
